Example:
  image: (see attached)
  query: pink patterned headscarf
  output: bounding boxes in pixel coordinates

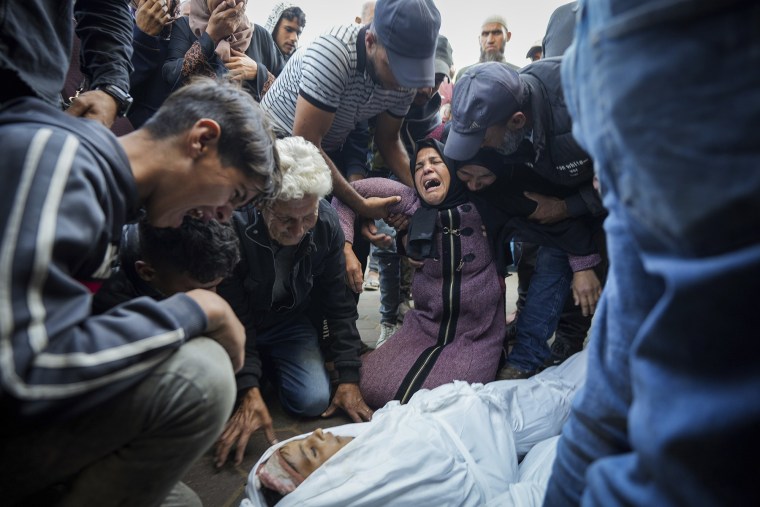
[189,0,253,62]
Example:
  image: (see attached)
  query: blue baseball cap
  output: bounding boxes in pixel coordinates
[444,62,524,161]
[373,0,441,88]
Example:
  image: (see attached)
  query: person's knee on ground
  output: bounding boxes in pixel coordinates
[278,374,331,417]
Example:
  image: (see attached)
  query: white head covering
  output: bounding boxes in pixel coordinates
[242,423,366,507]
[482,14,508,31]
[264,2,297,34]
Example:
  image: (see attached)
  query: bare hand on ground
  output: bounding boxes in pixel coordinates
[322,383,373,423]
[214,387,277,467]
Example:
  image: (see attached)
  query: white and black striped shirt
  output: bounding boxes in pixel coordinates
[261,24,415,152]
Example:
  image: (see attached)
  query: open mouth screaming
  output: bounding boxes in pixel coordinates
[423,178,441,191]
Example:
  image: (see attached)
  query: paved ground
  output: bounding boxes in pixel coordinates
[183,274,519,506]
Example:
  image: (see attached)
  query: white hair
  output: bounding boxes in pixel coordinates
[274,137,333,201]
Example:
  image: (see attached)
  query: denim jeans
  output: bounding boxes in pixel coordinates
[1,338,235,507]
[545,1,760,505]
[507,246,573,372]
[256,315,330,417]
[371,219,401,324]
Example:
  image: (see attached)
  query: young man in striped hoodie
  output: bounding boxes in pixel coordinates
[0,78,278,507]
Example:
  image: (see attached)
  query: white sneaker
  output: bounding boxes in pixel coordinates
[376,322,398,348]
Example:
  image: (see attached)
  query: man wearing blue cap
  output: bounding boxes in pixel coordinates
[444,60,605,379]
[261,0,441,220]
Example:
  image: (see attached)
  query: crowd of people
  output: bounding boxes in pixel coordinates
[1,0,757,506]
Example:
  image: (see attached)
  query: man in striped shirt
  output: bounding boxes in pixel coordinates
[261,0,441,219]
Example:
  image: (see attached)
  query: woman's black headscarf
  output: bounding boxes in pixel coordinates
[406,139,468,259]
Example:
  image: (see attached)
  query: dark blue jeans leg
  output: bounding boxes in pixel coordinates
[508,246,572,372]
[256,316,330,417]
[374,219,400,324]
[544,201,660,506]
[547,1,760,505]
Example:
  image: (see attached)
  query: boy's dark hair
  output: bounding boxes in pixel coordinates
[280,6,306,28]
[139,217,241,283]
[142,77,281,198]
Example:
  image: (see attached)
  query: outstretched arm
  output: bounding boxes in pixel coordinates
[331,178,419,243]
[293,97,401,219]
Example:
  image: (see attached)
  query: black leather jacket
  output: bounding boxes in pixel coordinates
[218,200,363,393]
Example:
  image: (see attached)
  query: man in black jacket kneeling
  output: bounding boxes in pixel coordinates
[215,136,372,468]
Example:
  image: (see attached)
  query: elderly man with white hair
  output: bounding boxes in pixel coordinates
[215,136,372,469]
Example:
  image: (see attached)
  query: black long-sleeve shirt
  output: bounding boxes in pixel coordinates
[0,0,133,105]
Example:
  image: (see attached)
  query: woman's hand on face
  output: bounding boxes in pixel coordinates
[135,0,171,36]
[206,0,243,43]
[322,383,374,423]
[226,49,257,80]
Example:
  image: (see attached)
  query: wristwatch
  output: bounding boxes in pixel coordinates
[95,84,134,117]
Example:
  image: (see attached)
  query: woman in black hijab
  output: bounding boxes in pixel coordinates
[332,139,506,408]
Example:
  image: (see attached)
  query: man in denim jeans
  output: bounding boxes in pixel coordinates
[216,137,372,469]
[544,1,760,505]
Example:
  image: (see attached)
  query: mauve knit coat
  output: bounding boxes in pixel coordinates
[333,178,506,409]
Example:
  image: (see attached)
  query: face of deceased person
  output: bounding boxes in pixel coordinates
[278,428,354,479]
